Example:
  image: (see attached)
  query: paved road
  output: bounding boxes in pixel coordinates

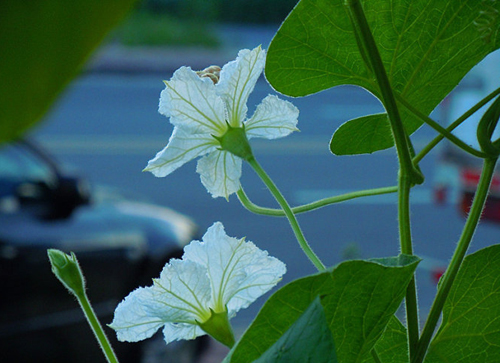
[29,69,499,329]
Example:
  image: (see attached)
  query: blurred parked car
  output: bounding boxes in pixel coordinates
[433,50,500,223]
[0,139,207,362]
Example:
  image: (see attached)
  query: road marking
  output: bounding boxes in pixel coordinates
[38,135,395,156]
[37,132,434,156]
[38,136,167,155]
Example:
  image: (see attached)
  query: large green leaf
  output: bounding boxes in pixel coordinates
[253,297,337,363]
[226,255,419,363]
[322,255,418,363]
[425,245,500,363]
[266,0,500,154]
[0,0,137,144]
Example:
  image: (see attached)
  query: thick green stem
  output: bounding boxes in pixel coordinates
[345,0,422,184]
[237,185,398,216]
[346,0,421,355]
[412,157,498,363]
[398,174,419,356]
[247,156,325,271]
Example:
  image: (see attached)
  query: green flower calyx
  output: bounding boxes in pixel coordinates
[197,308,235,348]
[214,123,254,161]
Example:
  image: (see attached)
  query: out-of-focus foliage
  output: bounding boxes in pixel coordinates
[140,0,297,23]
[115,10,220,47]
[0,0,137,144]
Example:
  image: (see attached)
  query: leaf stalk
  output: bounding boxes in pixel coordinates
[247,156,326,271]
[236,185,398,216]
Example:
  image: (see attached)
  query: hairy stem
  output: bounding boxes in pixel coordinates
[76,289,119,363]
[412,157,498,363]
[398,173,419,355]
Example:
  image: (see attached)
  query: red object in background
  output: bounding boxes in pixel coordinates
[434,186,447,205]
[462,168,500,190]
[460,168,500,222]
[432,268,445,284]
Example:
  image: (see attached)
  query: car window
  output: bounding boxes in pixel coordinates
[0,143,56,184]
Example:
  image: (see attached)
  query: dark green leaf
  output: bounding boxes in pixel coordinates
[329,113,392,155]
[361,316,409,363]
[425,245,500,363]
[0,0,137,144]
[266,0,500,154]
[253,297,337,363]
[228,255,419,363]
[322,255,418,363]
[225,271,333,363]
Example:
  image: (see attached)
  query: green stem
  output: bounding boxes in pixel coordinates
[75,290,119,363]
[395,93,487,159]
[247,156,325,271]
[346,0,421,355]
[415,86,500,163]
[237,186,398,216]
[412,157,498,363]
[399,174,419,356]
[345,0,422,184]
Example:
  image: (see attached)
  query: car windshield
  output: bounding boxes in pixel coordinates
[0,142,56,184]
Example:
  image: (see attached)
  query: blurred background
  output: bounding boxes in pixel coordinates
[1,0,500,361]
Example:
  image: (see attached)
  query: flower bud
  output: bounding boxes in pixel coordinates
[47,249,86,297]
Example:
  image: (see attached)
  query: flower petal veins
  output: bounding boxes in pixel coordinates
[111,222,285,344]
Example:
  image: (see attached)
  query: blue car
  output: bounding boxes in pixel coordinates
[0,139,207,362]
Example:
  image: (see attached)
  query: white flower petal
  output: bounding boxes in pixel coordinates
[144,127,217,177]
[245,95,299,140]
[183,222,286,316]
[160,67,227,135]
[196,150,242,199]
[153,259,212,322]
[110,287,166,342]
[110,260,213,343]
[225,249,286,317]
[162,322,206,344]
[217,47,265,127]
